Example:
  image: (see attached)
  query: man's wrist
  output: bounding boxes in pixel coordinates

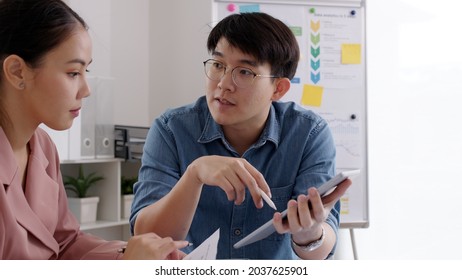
[291,226,325,252]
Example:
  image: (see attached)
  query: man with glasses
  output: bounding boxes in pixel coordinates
[130,12,350,260]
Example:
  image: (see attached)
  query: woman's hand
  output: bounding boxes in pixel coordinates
[121,232,188,260]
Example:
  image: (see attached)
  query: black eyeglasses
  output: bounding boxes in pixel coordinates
[203,59,279,88]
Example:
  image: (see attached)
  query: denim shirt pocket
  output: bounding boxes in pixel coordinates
[255,183,294,241]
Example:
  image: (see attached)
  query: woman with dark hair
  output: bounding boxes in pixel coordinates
[0,0,187,260]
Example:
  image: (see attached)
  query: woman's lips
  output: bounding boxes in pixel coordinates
[70,108,81,118]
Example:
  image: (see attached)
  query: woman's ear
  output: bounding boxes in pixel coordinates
[271,77,291,101]
[2,55,27,90]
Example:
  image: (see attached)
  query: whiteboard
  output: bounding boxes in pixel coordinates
[213,0,369,228]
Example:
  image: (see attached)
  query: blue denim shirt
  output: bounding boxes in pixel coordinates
[130,96,338,259]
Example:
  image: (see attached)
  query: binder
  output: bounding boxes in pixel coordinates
[95,77,115,158]
[68,76,97,160]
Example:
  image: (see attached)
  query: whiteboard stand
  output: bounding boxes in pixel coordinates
[350,228,358,260]
[337,225,366,260]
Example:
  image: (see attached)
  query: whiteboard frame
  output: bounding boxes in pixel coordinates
[215,0,362,8]
[213,0,369,229]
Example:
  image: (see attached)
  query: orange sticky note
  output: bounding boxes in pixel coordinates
[341,43,361,64]
[301,84,324,107]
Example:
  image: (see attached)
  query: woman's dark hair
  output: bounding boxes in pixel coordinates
[0,0,88,125]
[207,12,300,80]
[0,0,88,71]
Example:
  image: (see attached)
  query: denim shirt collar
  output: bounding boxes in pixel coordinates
[198,104,280,150]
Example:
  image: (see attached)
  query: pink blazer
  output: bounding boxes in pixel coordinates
[0,127,125,259]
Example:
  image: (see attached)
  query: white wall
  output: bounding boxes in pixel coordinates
[71,0,462,259]
[68,0,112,76]
[111,0,150,126]
[71,0,210,126]
[148,0,211,121]
[69,0,151,126]
[352,0,462,259]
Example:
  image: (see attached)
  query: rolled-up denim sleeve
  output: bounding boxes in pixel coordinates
[292,116,339,259]
[129,116,181,234]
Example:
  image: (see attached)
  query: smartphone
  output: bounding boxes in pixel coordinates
[233,169,360,249]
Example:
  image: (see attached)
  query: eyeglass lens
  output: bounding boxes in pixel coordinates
[204,60,256,88]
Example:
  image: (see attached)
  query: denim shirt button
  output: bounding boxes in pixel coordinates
[234,229,241,236]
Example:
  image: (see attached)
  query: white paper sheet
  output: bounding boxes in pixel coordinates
[183,228,220,260]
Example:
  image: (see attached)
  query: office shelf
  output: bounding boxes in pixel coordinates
[60,158,131,240]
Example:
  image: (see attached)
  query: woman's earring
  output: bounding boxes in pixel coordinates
[19,82,25,89]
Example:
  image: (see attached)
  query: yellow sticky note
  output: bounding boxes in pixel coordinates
[341,43,361,64]
[301,84,324,107]
[340,196,350,215]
